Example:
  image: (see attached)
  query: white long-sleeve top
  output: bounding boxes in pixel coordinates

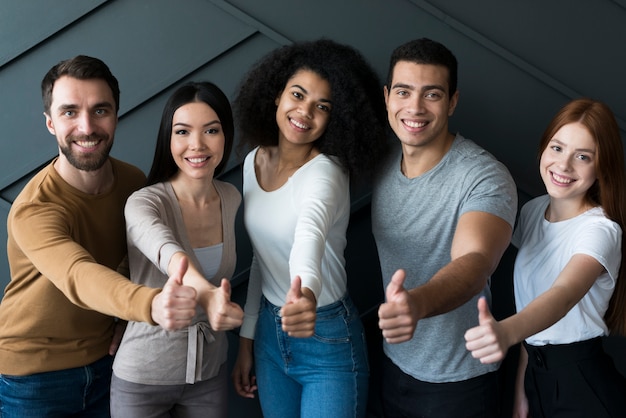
[239,147,350,339]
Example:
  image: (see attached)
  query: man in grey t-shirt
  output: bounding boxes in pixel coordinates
[372,38,517,417]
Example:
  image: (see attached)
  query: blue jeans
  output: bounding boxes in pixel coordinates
[0,355,113,418]
[254,294,369,418]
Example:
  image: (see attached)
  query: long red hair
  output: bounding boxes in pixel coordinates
[538,98,626,335]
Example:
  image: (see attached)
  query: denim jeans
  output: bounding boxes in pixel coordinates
[254,294,369,418]
[0,355,113,418]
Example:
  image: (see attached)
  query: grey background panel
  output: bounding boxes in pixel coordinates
[0,0,107,65]
[0,1,624,415]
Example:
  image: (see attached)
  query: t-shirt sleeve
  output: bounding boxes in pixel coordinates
[460,159,518,228]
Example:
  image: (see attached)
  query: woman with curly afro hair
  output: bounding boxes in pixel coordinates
[231,39,386,417]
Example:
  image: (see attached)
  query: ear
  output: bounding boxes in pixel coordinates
[448,90,460,117]
[44,112,56,136]
[383,85,389,107]
[275,91,283,106]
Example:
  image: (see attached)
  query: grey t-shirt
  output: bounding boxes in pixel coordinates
[372,133,517,383]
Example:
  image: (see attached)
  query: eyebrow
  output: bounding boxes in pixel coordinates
[391,82,447,93]
[173,120,221,128]
[57,102,114,111]
[291,84,333,104]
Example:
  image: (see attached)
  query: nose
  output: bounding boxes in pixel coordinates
[557,154,573,171]
[189,132,206,150]
[76,113,96,135]
[408,94,425,114]
[297,101,314,119]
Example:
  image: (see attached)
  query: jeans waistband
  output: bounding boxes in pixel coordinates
[261,293,354,317]
[524,337,603,370]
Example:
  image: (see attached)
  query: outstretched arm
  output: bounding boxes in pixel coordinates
[465,253,604,363]
[379,211,512,343]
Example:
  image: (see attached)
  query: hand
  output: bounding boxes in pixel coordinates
[512,395,530,418]
[108,320,127,356]
[205,278,244,331]
[232,338,258,398]
[280,276,316,338]
[464,297,510,364]
[151,256,197,331]
[378,269,417,344]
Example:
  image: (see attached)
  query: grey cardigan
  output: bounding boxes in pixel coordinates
[113,180,241,385]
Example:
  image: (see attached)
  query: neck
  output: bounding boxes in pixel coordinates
[170,174,216,206]
[401,132,454,178]
[54,156,113,195]
[272,141,318,171]
[546,197,593,222]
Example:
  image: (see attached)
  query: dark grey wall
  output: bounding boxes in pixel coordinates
[1,1,625,416]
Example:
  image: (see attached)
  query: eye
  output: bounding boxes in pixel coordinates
[206,128,220,134]
[174,129,188,135]
[317,103,331,113]
[425,91,443,100]
[396,89,409,97]
[63,110,75,117]
[291,91,303,100]
[94,108,107,116]
[550,145,562,152]
[577,154,591,161]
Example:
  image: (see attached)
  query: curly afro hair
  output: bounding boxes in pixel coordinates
[234,39,387,180]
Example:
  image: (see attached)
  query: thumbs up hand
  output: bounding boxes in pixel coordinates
[280,276,316,338]
[151,256,198,331]
[378,269,418,344]
[464,296,510,364]
[205,278,244,331]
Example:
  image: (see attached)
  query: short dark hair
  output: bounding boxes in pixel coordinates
[41,55,120,114]
[146,81,234,185]
[234,39,387,179]
[386,38,458,98]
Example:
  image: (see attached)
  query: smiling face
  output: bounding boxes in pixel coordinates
[170,101,225,181]
[274,69,332,148]
[540,122,597,206]
[384,61,458,151]
[45,76,117,171]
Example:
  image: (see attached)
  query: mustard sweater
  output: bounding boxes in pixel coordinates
[0,158,159,375]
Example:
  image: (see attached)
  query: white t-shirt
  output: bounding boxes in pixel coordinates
[240,147,350,339]
[512,195,622,345]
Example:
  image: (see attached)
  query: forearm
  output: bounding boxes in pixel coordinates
[409,252,492,319]
[167,251,215,307]
[500,286,587,346]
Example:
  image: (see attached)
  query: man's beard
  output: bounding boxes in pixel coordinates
[59,135,113,171]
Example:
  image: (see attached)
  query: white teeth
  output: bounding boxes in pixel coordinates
[187,157,208,163]
[77,140,98,148]
[552,172,572,184]
[290,118,309,130]
[404,120,427,128]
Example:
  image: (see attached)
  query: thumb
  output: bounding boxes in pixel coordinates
[385,269,406,301]
[286,276,303,304]
[477,296,493,325]
[220,278,232,299]
[167,255,188,287]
